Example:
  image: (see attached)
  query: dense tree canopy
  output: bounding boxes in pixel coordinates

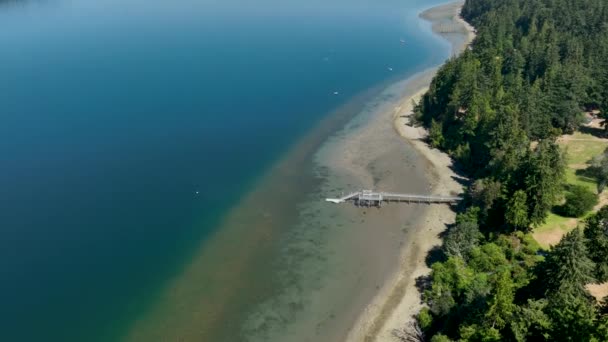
[584,207,608,282]
[413,0,608,340]
[413,0,608,227]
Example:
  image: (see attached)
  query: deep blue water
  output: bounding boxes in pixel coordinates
[0,0,450,340]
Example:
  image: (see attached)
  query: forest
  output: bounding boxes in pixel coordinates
[408,0,608,340]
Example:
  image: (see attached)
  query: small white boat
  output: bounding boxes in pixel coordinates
[400,39,406,44]
[387,67,393,71]
[334,91,339,95]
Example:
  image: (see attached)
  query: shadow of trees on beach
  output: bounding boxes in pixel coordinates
[450,174,470,189]
[425,244,447,267]
[414,274,433,305]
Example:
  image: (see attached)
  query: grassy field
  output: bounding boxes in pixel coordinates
[532,131,608,249]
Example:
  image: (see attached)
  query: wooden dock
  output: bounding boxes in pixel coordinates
[326,190,461,207]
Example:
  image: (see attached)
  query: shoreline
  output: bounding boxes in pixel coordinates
[121,76,397,342]
[345,2,475,341]
[121,2,475,342]
[122,64,433,342]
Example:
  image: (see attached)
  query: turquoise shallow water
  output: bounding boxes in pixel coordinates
[0,0,450,340]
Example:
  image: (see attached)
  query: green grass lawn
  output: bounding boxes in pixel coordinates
[533,132,608,248]
[562,134,607,165]
[565,168,596,193]
[535,211,575,234]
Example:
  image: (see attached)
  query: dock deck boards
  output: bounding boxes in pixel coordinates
[326,190,461,205]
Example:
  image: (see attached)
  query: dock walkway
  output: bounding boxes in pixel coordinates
[326,190,461,206]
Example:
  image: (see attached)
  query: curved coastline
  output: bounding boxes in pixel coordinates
[122,75,434,342]
[346,2,475,341]
[122,2,474,342]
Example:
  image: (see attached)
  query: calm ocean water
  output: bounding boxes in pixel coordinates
[0,0,450,340]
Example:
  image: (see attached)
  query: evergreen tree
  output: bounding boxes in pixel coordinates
[541,228,595,297]
[505,190,529,230]
[429,119,445,148]
[484,270,515,330]
[469,178,502,218]
[546,291,598,342]
[510,299,552,341]
[584,206,608,281]
[523,140,565,226]
[487,105,529,179]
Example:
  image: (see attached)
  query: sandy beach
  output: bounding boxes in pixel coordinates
[345,2,475,341]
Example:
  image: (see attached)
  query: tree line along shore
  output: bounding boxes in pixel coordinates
[401,0,608,340]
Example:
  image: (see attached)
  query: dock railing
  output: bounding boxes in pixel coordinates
[325,190,461,205]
